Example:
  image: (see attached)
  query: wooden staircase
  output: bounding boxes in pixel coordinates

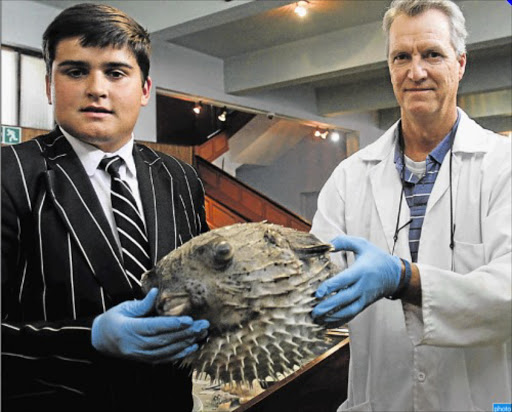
[196,156,311,231]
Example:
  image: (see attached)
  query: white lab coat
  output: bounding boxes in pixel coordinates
[311,109,511,412]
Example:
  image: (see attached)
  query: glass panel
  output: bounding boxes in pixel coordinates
[20,54,54,130]
[1,49,19,126]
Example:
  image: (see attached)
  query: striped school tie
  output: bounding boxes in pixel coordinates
[99,156,151,288]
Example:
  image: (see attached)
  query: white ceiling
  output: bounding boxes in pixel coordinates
[164,1,388,59]
[37,0,511,132]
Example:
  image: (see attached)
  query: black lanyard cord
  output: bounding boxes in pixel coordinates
[392,184,405,256]
[392,146,412,255]
[449,148,456,250]
[393,133,456,258]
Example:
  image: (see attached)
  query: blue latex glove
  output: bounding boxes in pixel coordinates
[92,288,209,363]
[311,235,402,327]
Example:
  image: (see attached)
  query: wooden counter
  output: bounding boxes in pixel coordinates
[233,337,350,412]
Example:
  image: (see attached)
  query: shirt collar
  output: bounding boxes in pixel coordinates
[60,127,137,178]
[394,110,461,166]
[430,110,460,164]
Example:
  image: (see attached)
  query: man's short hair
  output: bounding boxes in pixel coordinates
[42,3,151,83]
[382,0,468,57]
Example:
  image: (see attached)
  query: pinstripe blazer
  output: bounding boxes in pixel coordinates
[1,128,208,411]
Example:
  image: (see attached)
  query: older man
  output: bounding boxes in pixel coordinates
[311,0,511,411]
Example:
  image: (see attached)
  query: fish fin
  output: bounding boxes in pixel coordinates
[265,226,333,256]
[287,231,334,256]
[294,243,334,257]
[140,267,158,294]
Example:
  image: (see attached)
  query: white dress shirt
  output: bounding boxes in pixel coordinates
[61,128,146,249]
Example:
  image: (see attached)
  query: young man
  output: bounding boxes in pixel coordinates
[311,0,511,411]
[2,4,209,411]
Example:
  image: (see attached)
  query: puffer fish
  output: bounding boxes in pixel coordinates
[141,222,339,385]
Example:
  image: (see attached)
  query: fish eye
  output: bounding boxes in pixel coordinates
[213,240,233,266]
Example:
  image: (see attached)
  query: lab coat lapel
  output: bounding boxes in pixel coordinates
[368,139,411,254]
[425,110,484,215]
[425,109,488,234]
[41,130,135,302]
[425,149,462,215]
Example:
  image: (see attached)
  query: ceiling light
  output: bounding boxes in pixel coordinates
[294,1,308,17]
[193,101,202,114]
[314,128,321,137]
[330,131,340,142]
[218,107,227,122]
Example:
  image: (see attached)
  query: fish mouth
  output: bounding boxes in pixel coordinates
[157,292,191,316]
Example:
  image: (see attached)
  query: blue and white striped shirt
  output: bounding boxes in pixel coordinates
[394,113,460,262]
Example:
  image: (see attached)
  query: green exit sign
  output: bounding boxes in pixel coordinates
[2,125,22,145]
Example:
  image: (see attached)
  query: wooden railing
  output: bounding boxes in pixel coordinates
[194,133,229,162]
[204,194,248,229]
[196,156,311,232]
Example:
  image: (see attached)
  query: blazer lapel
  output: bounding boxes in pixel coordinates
[41,130,135,303]
[134,144,177,264]
[134,145,159,266]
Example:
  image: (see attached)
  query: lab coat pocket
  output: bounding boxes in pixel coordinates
[453,241,485,274]
[339,400,372,412]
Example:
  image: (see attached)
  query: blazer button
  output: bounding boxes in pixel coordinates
[417,371,426,382]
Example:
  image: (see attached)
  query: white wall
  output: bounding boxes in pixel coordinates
[1,1,60,52]
[236,134,348,220]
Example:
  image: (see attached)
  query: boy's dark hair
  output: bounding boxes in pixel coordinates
[42,3,151,83]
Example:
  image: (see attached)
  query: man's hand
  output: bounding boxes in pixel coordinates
[91,288,209,363]
[311,235,402,327]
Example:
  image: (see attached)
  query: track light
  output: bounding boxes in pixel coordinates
[294,1,308,17]
[218,107,227,122]
[193,101,202,114]
[314,128,328,139]
[330,131,341,142]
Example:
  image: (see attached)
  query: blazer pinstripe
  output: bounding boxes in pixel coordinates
[1,128,208,411]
